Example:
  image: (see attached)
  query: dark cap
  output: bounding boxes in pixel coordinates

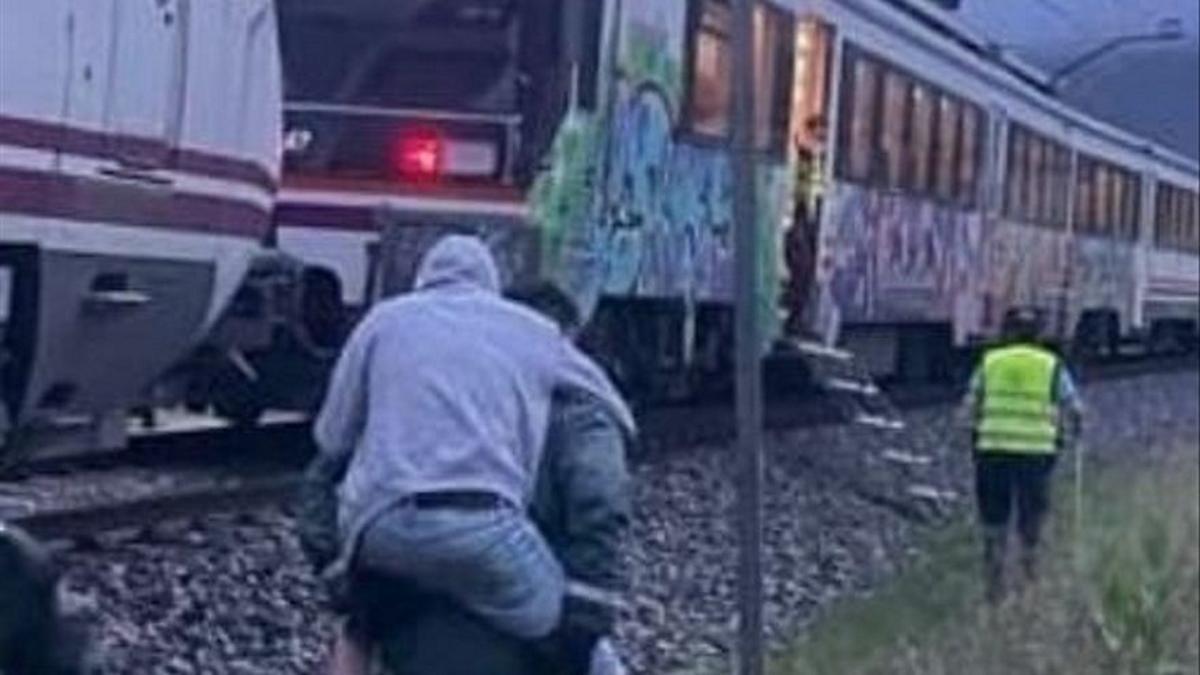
[1002,307,1043,341]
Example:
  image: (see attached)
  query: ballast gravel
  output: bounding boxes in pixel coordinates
[50,370,1199,674]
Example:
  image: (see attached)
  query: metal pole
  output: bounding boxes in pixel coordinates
[731,0,764,673]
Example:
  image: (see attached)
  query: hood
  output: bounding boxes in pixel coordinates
[413,235,501,294]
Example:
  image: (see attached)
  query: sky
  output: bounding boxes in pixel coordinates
[958,0,1200,68]
[955,0,1200,158]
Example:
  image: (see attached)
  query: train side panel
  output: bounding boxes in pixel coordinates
[0,0,280,449]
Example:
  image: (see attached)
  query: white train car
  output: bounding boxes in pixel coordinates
[1143,165,1200,349]
[0,0,281,453]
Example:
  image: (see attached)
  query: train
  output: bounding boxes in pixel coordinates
[0,0,282,457]
[3,0,1198,456]
[267,0,1199,398]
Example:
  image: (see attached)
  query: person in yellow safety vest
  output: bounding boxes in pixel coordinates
[961,308,1084,603]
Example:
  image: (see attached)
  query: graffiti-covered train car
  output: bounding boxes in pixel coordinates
[269,0,835,400]
[807,0,1199,378]
[260,0,1198,409]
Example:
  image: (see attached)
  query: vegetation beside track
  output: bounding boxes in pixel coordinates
[775,443,1200,675]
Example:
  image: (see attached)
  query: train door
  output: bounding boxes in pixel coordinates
[783,17,834,336]
[105,0,187,166]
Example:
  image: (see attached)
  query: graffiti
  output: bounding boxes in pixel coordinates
[1074,236,1136,321]
[599,85,675,294]
[981,222,1070,334]
[822,184,984,338]
[529,0,789,344]
[620,2,687,106]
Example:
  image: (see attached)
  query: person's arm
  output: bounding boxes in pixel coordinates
[296,314,375,572]
[537,389,632,671]
[547,389,632,595]
[957,366,984,430]
[1055,363,1084,445]
[555,341,637,437]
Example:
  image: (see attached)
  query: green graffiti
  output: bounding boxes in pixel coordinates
[622,29,683,108]
[530,112,603,286]
[756,164,788,346]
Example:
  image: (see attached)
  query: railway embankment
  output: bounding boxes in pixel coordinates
[44,368,1198,675]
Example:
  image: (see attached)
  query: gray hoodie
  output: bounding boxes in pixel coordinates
[313,235,634,578]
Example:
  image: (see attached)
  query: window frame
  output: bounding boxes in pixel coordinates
[933,91,961,203]
[956,103,982,208]
[879,68,912,190]
[907,79,936,195]
[835,44,883,184]
[682,0,795,155]
[833,43,984,209]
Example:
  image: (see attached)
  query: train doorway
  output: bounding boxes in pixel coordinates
[783,18,834,337]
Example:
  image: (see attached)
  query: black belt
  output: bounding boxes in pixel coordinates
[407,490,510,511]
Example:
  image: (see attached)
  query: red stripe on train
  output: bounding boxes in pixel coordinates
[0,166,270,239]
[0,114,276,193]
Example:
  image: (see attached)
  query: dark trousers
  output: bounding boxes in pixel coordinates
[974,452,1057,600]
[974,452,1057,546]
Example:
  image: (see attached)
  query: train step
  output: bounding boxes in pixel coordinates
[789,338,906,431]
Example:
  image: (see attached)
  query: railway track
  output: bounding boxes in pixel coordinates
[4,352,1194,542]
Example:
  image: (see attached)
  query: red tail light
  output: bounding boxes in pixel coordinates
[393,127,443,180]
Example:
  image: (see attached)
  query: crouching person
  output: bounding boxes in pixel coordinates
[296,236,633,674]
[0,522,98,675]
[365,379,633,675]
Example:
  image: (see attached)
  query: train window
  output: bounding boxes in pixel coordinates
[935,94,959,202]
[1054,146,1072,227]
[1125,174,1142,240]
[1045,143,1061,226]
[1155,184,1171,246]
[1027,136,1045,224]
[1075,158,1095,234]
[1115,167,1132,239]
[880,70,910,189]
[909,83,935,193]
[1018,129,1034,221]
[1006,127,1026,219]
[1113,166,1123,237]
[1192,192,1200,251]
[793,19,835,152]
[838,50,880,182]
[688,0,733,138]
[1157,184,1168,245]
[753,3,794,150]
[1175,188,1188,247]
[957,105,980,207]
[1179,190,1190,249]
[1094,163,1108,235]
[1111,171,1127,238]
[685,0,794,151]
[1046,143,1063,226]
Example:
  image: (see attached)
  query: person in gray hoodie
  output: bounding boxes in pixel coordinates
[307,235,634,662]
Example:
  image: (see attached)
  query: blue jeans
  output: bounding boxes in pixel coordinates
[357,504,566,639]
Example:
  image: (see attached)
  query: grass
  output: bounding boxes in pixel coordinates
[775,447,1200,675]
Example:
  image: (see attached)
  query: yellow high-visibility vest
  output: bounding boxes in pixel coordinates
[977,343,1060,454]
